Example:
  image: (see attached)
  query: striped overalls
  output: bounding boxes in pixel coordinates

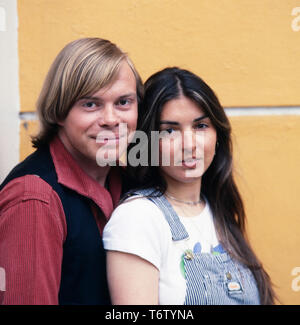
[135,188,261,305]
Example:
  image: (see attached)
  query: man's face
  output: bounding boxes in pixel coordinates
[58,60,138,168]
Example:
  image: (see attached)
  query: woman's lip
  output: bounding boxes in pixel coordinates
[97,137,120,140]
[181,158,200,168]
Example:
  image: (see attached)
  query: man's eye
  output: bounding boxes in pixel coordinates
[118,99,130,106]
[83,102,96,108]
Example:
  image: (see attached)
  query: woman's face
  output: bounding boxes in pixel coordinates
[158,95,217,185]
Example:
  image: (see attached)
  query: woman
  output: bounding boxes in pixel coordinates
[103,67,276,305]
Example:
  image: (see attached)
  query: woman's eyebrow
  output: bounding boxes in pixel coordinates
[159,120,179,125]
[159,115,208,125]
[193,115,208,122]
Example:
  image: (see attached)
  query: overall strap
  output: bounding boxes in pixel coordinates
[133,188,189,241]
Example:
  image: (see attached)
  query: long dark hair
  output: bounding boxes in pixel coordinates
[126,67,276,304]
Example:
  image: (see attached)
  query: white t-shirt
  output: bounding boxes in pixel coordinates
[103,195,220,305]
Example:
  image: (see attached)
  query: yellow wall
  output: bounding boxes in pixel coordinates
[231,116,300,304]
[18,0,300,111]
[17,0,300,304]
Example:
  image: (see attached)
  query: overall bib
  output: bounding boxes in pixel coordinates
[133,188,261,305]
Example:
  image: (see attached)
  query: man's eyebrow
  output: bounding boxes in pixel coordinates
[78,96,100,101]
[118,92,137,98]
[159,115,208,125]
[78,93,137,101]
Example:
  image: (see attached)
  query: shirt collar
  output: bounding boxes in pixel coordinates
[49,136,121,219]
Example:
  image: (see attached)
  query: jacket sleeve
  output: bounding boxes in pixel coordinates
[0,175,66,305]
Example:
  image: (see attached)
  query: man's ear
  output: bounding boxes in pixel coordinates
[57,119,64,127]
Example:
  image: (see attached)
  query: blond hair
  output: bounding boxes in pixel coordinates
[32,37,143,148]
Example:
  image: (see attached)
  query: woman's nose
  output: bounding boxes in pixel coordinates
[182,130,204,159]
[182,130,196,151]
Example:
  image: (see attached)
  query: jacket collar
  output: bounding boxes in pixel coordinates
[49,136,121,219]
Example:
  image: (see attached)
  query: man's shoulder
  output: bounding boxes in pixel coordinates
[0,175,54,213]
[0,146,54,187]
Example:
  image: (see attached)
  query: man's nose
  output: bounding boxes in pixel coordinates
[99,105,120,127]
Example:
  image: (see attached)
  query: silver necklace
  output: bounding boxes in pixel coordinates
[165,192,202,206]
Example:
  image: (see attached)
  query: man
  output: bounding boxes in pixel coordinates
[0,38,143,304]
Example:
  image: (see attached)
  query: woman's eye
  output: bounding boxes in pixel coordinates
[159,128,175,135]
[166,128,175,134]
[160,128,179,138]
[195,123,208,129]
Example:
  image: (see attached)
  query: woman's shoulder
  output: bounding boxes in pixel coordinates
[115,187,162,211]
[103,191,171,253]
[112,193,164,220]
[104,191,173,242]
[103,192,170,270]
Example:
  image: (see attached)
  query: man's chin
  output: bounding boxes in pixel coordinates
[95,148,124,167]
